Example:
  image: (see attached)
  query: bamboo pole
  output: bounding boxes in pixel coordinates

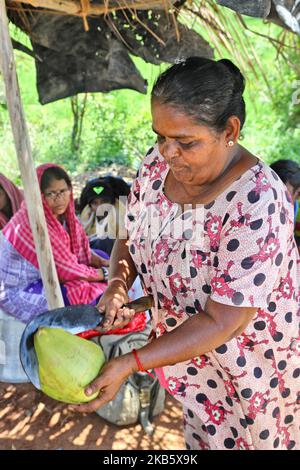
[0,0,64,310]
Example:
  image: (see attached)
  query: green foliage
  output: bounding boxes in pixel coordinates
[184,9,300,163]
[1,19,300,184]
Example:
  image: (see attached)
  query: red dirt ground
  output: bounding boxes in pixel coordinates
[0,383,185,450]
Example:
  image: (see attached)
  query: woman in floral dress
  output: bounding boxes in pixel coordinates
[74,58,300,450]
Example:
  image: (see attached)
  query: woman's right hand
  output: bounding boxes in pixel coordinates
[96,280,135,332]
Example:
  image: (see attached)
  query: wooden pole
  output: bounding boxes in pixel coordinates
[9,0,173,16]
[0,0,64,310]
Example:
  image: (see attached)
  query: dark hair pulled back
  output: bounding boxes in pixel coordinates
[270,159,300,190]
[40,167,72,193]
[79,176,130,213]
[151,57,246,132]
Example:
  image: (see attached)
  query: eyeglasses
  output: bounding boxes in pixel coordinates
[44,188,70,201]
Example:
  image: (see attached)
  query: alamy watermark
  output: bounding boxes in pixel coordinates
[292,80,300,105]
[95,196,206,244]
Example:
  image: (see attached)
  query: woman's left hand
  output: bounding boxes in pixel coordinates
[69,355,135,414]
[99,256,109,267]
[91,251,110,268]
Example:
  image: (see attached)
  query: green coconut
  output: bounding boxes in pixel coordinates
[34,327,105,404]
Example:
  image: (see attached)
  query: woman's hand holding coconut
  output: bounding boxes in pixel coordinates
[70,353,136,414]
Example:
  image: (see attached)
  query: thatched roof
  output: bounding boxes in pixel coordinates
[5,1,300,104]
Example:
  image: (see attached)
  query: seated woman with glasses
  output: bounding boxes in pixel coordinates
[0,164,109,323]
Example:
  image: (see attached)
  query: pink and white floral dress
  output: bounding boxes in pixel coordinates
[126,145,300,450]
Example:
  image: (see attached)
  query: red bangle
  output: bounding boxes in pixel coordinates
[132,348,155,379]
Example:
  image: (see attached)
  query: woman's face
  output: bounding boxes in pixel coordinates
[90,197,102,213]
[151,101,235,186]
[43,178,71,218]
[0,186,9,211]
[286,182,300,203]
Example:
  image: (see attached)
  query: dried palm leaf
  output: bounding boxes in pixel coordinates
[179,0,300,101]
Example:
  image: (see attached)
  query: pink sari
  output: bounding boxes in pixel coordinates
[3,164,106,305]
[0,173,24,229]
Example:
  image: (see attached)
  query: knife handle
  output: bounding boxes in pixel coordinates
[122,295,154,313]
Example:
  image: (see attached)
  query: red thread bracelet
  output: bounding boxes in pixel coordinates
[132,348,155,379]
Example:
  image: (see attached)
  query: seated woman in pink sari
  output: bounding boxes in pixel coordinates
[0,173,24,230]
[0,164,108,323]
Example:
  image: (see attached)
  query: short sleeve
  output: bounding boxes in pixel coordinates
[209,183,294,309]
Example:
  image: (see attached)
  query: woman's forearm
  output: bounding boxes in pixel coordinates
[125,311,234,375]
[108,238,137,290]
[73,305,243,414]
[90,251,102,268]
[77,270,103,282]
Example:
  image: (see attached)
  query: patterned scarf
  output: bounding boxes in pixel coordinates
[0,173,24,229]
